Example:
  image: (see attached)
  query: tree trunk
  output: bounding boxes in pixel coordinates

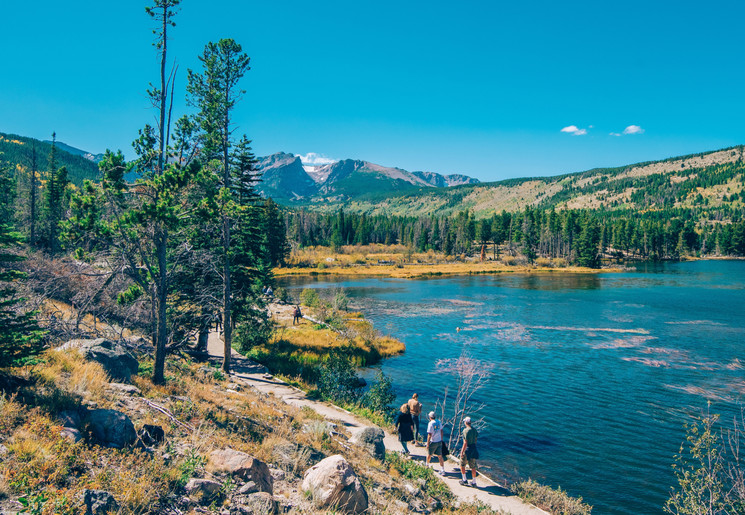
[153,232,168,384]
[221,81,232,374]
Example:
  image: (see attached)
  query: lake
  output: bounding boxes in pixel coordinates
[278,260,745,514]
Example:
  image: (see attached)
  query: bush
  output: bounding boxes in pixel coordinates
[299,289,320,308]
[317,353,363,405]
[234,308,273,353]
[274,287,289,304]
[361,370,396,416]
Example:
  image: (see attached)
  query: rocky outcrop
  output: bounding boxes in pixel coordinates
[82,489,118,515]
[184,478,221,505]
[60,338,139,382]
[206,448,272,494]
[87,409,137,448]
[302,455,368,513]
[349,426,385,461]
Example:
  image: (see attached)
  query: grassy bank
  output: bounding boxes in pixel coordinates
[276,244,619,279]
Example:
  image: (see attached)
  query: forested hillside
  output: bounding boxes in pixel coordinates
[0,132,101,186]
[283,147,745,264]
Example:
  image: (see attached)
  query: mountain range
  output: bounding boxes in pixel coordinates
[255,152,479,202]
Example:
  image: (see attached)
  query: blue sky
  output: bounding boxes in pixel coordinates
[2,1,744,182]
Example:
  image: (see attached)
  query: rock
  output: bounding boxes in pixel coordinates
[269,468,286,482]
[301,455,368,513]
[237,481,258,495]
[82,489,119,515]
[58,410,82,428]
[139,424,165,446]
[243,492,277,514]
[0,444,8,456]
[87,409,137,448]
[107,383,142,395]
[271,442,324,475]
[403,482,421,497]
[60,427,83,443]
[206,448,272,494]
[226,383,242,391]
[349,426,385,461]
[184,478,222,505]
[60,338,139,382]
[393,499,410,512]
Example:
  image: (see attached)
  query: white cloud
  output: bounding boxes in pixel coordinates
[297,152,337,166]
[609,132,622,137]
[560,125,588,136]
[622,125,645,135]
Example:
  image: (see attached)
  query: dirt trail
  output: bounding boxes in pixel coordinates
[206,328,546,515]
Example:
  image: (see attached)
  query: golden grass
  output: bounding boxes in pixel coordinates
[277,244,618,278]
[36,350,111,400]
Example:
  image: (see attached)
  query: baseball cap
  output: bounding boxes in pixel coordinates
[463,417,471,424]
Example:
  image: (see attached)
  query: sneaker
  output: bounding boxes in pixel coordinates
[459,480,468,486]
[439,469,445,475]
[470,481,477,487]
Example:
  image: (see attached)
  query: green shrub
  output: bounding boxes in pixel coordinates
[300,289,320,307]
[361,370,396,417]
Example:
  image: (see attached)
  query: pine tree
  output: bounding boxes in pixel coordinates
[0,224,45,367]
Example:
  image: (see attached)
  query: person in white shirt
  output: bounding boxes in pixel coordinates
[425,411,446,475]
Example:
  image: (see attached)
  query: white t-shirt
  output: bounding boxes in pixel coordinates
[427,419,443,443]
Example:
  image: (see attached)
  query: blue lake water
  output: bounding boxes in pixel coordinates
[278,261,745,514]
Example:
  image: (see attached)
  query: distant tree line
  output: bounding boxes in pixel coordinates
[285,205,745,267]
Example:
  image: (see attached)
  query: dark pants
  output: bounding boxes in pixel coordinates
[412,415,420,441]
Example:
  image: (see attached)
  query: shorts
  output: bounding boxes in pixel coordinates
[460,455,478,471]
[428,441,442,457]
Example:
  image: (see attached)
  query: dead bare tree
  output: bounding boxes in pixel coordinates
[435,347,495,451]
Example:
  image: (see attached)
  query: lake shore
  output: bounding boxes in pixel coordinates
[275,262,623,279]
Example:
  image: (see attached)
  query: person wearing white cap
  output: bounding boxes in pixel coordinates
[425,411,446,475]
[459,416,479,486]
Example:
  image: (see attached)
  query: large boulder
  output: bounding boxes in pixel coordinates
[82,489,118,515]
[60,338,139,382]
[241,492,277,514]
[349,426,385,461]
[88,409,137,448]
[302,455,368,513]
[206,448,272,494]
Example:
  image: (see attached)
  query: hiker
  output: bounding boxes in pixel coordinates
[425,411,446,475]
[459,416,480,487]
[407,393,422,443]
[266,285,273,297]
[395,403,415,455]
[292,305,302,325]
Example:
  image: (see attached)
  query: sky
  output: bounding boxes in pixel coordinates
[2,1,744,182]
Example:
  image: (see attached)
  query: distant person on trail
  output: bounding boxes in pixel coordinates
[426,411,446,475]
[292,305,302,325]
[459,416,480,487]
[395,403,415,455]
[266,285,273,297]
[407,393,422,443]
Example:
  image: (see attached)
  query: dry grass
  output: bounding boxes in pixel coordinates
[277,244,613,278]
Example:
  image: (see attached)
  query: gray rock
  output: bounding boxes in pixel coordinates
[0,444,8,456]
[302,455,368,513]
[60,338,139,382]
[139,424,165,446]
[107,383,142,395]
[242,492,277,514]
[349,426,385,461]
[206,448,272,494]
[82,489,119,515]
[88,409,137,448]
[58,410,82,428]
[269,468,286,482]
[60,427,83,443]
[184,478,222,505]
[237,481,258,494]
[403,482,421,497]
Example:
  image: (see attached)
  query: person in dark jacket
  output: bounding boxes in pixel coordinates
[395,403,415,455]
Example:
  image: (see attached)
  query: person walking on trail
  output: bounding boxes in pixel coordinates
[292,305,302,325]
[459,416,480,487]
[425,411,446,475]
[407,393,422,444]
[395,403,415,455]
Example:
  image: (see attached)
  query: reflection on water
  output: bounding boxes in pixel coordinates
[278,260,745,515]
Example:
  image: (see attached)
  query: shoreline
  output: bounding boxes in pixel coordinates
[275,262,623,279]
